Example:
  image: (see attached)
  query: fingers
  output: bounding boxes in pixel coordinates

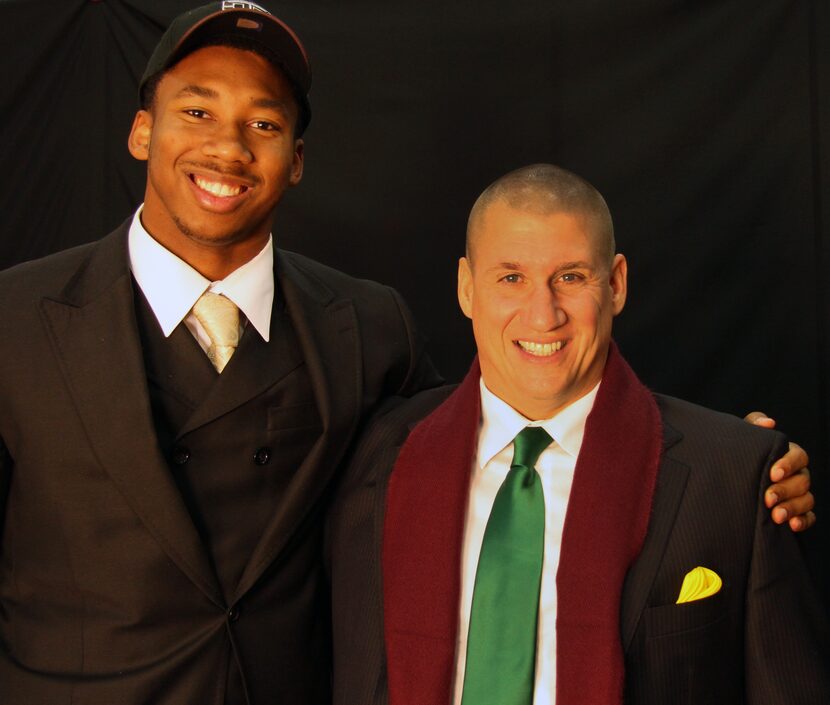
[769,442,809,482]
[767,466,815,533]
[788,510,817,532]
[766,466,811,508]
[770,489,815,523]
[745,411,776,428]
[744,425,815,533]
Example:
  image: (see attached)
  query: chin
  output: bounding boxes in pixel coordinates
[173,215,253,246]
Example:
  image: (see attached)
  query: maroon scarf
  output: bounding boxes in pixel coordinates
[383,342,662,705]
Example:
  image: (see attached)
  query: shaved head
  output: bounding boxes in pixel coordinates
[466,164,615,267]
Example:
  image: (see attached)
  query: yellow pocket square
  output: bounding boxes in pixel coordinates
[676,566,722,604]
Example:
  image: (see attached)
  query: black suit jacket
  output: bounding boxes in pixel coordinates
[328,383,829,704]
[0,219,440,704]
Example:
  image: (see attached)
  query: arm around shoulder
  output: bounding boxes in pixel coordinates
[385,287,443,397]
[745,435,830,703]
[0,438,10,540]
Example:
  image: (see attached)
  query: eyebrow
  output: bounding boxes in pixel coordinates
[487,260,593,272]
[175,85,218,100]
[554,261,593,271]
[174,85,292,113]
[250,97,293,113]
[488,261,522,271]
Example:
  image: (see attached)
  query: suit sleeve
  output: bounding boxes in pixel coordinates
[325,396,412,705]
[745,435,830,703]
[386,287,443,397]
[0,437,10,540]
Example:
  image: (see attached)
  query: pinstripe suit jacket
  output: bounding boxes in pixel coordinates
[328,378,829,705]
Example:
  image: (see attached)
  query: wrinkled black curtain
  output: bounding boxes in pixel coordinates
[1,0,827,586]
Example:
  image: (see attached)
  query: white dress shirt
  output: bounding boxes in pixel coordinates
[127,206,275,353]
[451,380,600,705]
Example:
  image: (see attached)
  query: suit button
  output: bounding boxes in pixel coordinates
[171,447,191,465]
[253,447,271,465]
[227,605,240,622]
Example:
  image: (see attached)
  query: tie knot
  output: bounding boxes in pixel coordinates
[192,292,240,347]
[191,292,240,372]
[512,426,553,469]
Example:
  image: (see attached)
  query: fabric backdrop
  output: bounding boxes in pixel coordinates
[1,0,827,588]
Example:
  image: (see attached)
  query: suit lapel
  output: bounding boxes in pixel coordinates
[233,250,361,599]
[620,418,688,651]
[39,226,223,606]
[133,287,216,412]
[177,306,303,438]
[383,360,481,705]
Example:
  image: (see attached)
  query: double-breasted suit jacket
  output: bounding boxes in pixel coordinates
[0,219,440,704]
[328,358,829,705]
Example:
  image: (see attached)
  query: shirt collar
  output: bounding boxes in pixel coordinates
[477,378,601,469]
[127,206,275,340]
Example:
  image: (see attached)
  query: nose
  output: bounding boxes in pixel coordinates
[524,285,566,331]
[201,122,253,164]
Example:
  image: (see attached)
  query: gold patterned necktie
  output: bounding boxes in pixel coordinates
[191,292,240,373]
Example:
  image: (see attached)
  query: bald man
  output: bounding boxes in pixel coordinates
[328,165,828,705]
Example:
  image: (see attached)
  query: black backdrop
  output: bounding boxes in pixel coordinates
[1,0,827,588]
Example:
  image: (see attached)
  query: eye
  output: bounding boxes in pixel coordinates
[499,273,523,284]
[250,119,281,132]
[557,271,585,284]
[183,108,210,119]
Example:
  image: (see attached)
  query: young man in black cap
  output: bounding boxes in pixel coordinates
[0,3,439,703]
[0,3,814,705]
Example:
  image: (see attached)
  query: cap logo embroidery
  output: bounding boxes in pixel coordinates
[221,1,270,14]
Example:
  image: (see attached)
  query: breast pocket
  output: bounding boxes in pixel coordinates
[266,403,323,467]
[636,590,742,705]
[269,402,322,435]
[645,588,728,638]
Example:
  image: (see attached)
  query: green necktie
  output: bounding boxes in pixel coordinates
[461,426,552,705]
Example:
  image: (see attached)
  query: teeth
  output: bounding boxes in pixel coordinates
[194,176,243,197]
[517,340,563,356]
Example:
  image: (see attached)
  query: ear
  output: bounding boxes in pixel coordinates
[609,253,628,316]
[289,138,304,185]
[128,110,153,161]
[457,256,474,319]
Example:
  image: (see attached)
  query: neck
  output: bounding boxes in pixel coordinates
[139,213,270,281]
[155,236,269,281]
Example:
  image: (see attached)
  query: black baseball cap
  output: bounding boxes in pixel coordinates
[139,2,312,133]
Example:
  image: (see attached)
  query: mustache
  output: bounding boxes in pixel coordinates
[182,161,261,185]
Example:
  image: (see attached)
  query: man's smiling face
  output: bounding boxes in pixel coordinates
[128,44,303,265]
[457,200,627,420]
